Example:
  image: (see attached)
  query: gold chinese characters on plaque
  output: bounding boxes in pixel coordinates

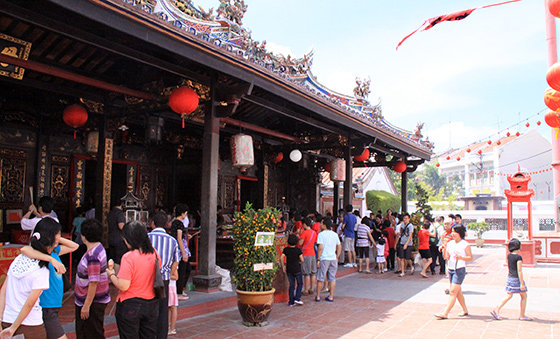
[0,33,31,80]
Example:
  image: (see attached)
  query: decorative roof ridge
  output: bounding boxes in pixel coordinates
[106,0,432,152]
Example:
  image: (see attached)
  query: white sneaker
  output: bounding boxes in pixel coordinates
[352,263,358,267]
[343,263,352,268]
[384,268,388,272]
[294,300,304,305]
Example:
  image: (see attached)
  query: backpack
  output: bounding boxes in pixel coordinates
[429,224,439,246]
[399,223,410,243]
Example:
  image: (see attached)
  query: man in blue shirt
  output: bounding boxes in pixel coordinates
[341,205,357,268]
[149,211,180,339]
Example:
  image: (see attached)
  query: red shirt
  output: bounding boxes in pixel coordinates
[311,222,320,234]
[418,229,430,250]
[299,228,317,257]
[117,250,161,302]
[292,221,303,235]
[385,226,395,248]
[384,237,389,257]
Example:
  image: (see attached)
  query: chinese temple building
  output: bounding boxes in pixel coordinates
[0,0,432,290]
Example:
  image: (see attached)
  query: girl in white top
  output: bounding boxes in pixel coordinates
[0,218,61,338]
[435,225,472,320]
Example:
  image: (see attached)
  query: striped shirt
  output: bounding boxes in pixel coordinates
[74,243,110,307]
[148,228,181,281]
[356,224,371,247]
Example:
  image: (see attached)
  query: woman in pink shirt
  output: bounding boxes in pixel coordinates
[106,221,161,339]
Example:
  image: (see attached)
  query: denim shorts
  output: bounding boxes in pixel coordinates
[505,277,527,293]
[448,267,466,285]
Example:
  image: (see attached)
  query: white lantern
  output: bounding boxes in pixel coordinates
[289,149,302,162]
[330,159,346,182]
[231,134,254,172]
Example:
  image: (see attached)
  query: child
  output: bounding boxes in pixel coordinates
[168,264,179,335]
[281,234,304,306]
[491,238,532,321]
[382,231,389,272]
[376,237,386,274]
[21,218,79,339]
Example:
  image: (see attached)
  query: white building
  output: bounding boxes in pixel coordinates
[435,130,552,201]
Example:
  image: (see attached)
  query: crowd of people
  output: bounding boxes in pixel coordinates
[0,197,196,339]
[0,196,532,338]
[281,206,531,322]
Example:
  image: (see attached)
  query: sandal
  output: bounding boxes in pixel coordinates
[315,297,321,302]
[420,273,428,278]
[434,313,447,320]
[519,317,533,321]
[410,267,415,275]
[302,291,309,296]
[325,296,334,302]
[458,311,469,317]
[365,270,372,274]
[399,273,405,277]
[490,311,502,320]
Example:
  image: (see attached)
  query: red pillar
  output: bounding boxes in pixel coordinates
[507,201,513,240]
[528,200,533,240]
[545,2,560,203]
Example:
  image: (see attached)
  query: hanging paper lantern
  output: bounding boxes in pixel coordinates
[496,140,501,145]
[487,140,492,145]
[456,157,461,161]
[545,110,560,128]
[272,152,283,164]
[354,148,370,162]
[231,134,254,172]
[537,121,542,126]
[477,150,482,154]
[506,132,511,137]
[516,132,520,137]
[550,0,560,17]
[63,104,88,139]
[545,87,560,112]
[169,87,199,128]
[525,122,530,127]
[446,156,450,160]
[547,61,560,91]
[466,148,471,153]
[324,162,331,172]
[289,149,302,162]
[393,160,407,173]
[330,159,346,181]
[436,163,440,167]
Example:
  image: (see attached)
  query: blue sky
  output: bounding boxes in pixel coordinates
[195,0,550,152]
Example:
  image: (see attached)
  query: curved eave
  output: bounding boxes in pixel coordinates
[52,0,431,160]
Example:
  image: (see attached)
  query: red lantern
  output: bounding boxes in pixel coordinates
[477,150,482,154]
[324,162,331,172]
[436,163,440,167]
[446,156,450,160]
[354,148,370,162]
[545,87,560,112]
[547,61,560,91]
[545,110,560,128]
[516,132,520,137]
[549,0,560,18]
[466,148,471,153]
[506,132,511,137]
[525,122,530,128]
[169,87,199,128]
[487,140,492,145]
[63,104,88,139]
[496,140,501,145]
[272,152,283,164]
[393,161,406,173]
[537,121,542,126]
[456,157,461,161]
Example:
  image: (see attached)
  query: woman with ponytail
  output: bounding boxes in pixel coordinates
[0,218,60,338]
[106,221,160,339]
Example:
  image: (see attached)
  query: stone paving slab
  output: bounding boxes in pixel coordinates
[139,245,560,339]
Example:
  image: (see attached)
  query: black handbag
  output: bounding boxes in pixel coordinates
[153,254,166,299]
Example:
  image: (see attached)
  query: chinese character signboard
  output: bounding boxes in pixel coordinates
[0,33,31,80]
[73,157,85,209]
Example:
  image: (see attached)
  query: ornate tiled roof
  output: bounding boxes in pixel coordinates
[104,0,433,152]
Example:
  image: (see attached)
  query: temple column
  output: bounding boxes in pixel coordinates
[193,77,221,292]
[401,170,408,213]
[343,145,353,208]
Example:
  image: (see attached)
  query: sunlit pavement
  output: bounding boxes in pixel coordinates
[128,245,560,339]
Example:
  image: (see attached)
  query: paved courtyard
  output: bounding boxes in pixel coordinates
[135,245,560,339]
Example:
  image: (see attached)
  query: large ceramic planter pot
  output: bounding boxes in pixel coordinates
[475,239,485,248]
[236,288,275,327]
